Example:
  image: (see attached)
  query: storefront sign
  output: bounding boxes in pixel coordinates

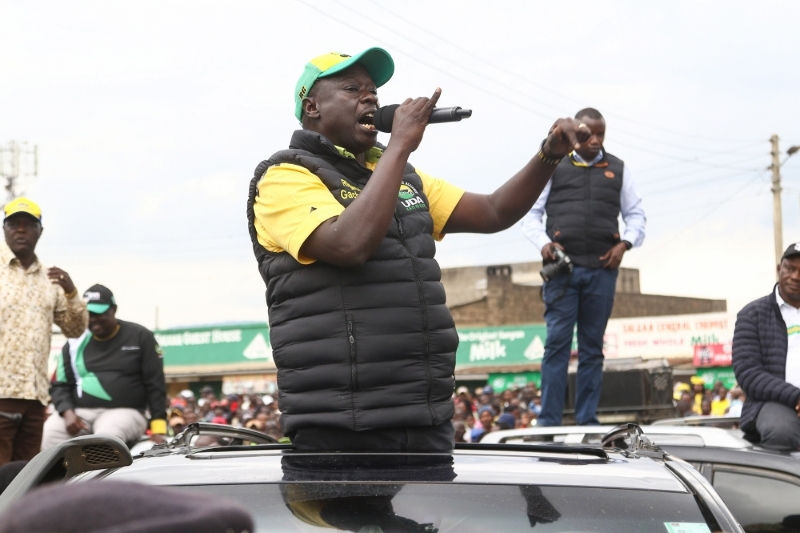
[603,313,733,360]
[696,366,737,390]
[155,323,275,370]
[693,343,732,367]
[456,325,549,368]
[487,372,542,392]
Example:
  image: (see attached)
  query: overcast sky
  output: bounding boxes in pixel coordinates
[2,1,799,330]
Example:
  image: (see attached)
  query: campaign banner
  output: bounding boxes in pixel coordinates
[603,313,733,360]
[693,343,732,367]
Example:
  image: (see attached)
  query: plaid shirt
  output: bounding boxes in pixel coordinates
[0,240,87,405]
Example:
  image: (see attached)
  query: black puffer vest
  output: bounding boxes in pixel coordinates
[545,151,624,268]
[246,130,457,436]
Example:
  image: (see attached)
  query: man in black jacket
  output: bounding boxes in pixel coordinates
[247,48,589,451]
[41,284,167,448]
[733,243,800,450]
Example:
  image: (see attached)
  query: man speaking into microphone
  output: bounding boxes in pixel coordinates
[247,48,589,451]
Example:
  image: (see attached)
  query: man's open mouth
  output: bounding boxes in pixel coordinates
[358,111,376,132]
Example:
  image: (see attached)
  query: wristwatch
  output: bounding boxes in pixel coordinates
[622,240,632,251]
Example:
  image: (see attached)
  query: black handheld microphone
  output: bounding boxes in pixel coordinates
[372,104,472,133]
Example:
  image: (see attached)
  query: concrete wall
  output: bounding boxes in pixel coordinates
[441,261,641,308]
[447,264,726,327]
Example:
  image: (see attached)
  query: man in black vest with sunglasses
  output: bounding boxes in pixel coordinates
[247,48,590,451]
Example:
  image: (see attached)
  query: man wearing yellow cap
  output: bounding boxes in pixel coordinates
[0,197,88,465]
[246,48,589,451]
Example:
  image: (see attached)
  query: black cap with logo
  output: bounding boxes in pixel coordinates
[783,243,800,261]
[83,284,116,314]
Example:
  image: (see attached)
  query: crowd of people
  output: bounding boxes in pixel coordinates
[161,376,746,446]
[675,378,745,418]
[165,388,285,442]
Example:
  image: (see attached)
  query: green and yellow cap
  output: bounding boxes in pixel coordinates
[294,48,395,122]
[3,196,42,222]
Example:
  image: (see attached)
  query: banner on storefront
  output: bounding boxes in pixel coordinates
[456,325,550,368]
[693,343,732,367]
[155,323,275,372]
[487,372,542,392]
[603,313,733,360]
[696,366,737,390]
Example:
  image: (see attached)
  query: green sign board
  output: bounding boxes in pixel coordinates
[696,366,736,390]
[155,323,274,372]
[488,372,542,392]
[455,325,550,368]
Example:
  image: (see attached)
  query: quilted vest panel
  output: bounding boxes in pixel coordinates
[545,152,624,268]
[246,130,457,435]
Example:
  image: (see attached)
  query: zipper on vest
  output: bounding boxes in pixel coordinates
[347,316,359,392]
[395,215,437,425]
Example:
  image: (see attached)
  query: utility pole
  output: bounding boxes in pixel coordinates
[771,134,783,275]
[0,141,38,202]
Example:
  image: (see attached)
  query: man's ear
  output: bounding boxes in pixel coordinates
[303,97,320,120]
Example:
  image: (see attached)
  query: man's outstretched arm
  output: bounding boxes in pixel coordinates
[443,118,589,235]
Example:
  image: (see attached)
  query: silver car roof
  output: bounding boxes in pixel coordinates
[479,425,752,449]
[79,448,689,493]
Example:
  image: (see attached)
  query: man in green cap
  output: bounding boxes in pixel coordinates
[246,48,589,451]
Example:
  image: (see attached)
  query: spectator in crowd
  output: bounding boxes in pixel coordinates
[169,415,186,435]
[453,422,467,443]
[496,412,517,431]
[471,406,496,442]
[700,398,712,416]
[529,394,543,417]
[711,386,730,416]
[733,243,800,451]
[43,284,167,448]
[519,410,535,428]
[247,48,589,451]
[727,387,745,417]
[690,376,706,415]
[676,391,694,417]
[521,108,646,427]
[0,197,88,465]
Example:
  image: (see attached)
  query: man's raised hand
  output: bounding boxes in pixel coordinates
[542,118,592,158]
[387,88,442,154]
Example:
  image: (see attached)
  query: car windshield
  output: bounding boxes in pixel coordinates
[176,483,717,532]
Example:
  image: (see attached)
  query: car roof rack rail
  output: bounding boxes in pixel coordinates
[650,415,741,427]
[145,422,279,456]
[0,434,132,514]
[455,442,609,459]
[601,423,665,458]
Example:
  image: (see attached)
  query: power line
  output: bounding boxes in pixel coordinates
[639,168,767,197]
[302,0,760,154]
[636,148,766,176]
[359,0,762,145]
[638,170,768,261]
[294,0,555,119]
